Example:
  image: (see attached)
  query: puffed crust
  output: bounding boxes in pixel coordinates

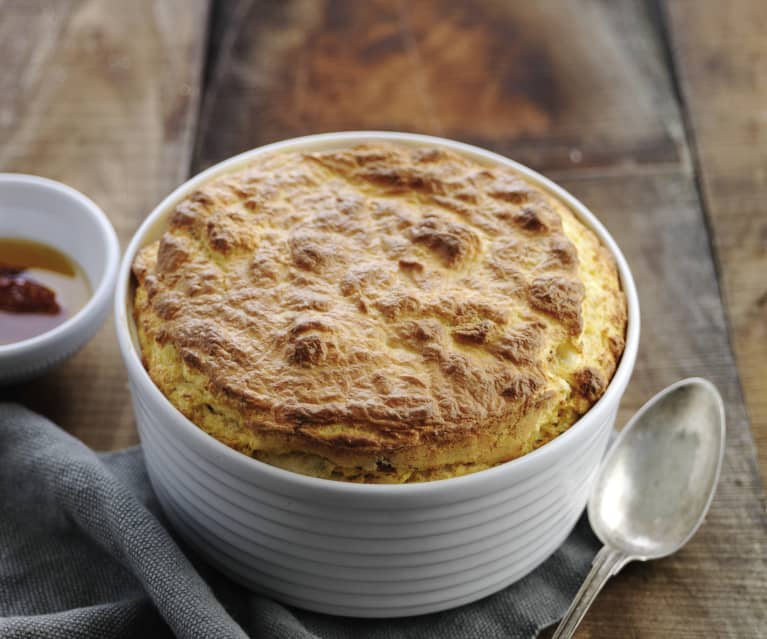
[132,143,627,482]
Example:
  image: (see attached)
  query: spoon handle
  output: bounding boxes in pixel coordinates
[551,546,629,639]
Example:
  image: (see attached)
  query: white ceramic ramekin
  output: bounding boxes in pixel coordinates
[0,174,119,384]
[115,132,639,617]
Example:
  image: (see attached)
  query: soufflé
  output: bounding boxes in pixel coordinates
[132,143,627,483]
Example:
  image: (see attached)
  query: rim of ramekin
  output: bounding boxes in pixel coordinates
[0,173,120,357]
[115,131,640,497]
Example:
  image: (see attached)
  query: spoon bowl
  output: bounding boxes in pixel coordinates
[552,378,725,639]
[590,377,725,559]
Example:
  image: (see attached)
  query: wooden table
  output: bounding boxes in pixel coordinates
[2,1,765,636]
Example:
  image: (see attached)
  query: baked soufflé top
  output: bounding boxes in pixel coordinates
[132,143,627,482]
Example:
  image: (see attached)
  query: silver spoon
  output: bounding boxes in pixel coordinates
[552,377,725,639]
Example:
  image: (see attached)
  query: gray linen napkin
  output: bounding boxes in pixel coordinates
[0,403,600,639]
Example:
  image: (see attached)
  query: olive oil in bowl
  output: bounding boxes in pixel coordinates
[0,238,91,345]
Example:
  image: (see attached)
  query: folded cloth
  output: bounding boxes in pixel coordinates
[0,404,600,639]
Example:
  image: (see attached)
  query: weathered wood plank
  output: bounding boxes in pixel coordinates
[194,0,686,174]
[197,1,767,635]
[0,0,210,449]
[553,171,767,637]
[663,0,767,481]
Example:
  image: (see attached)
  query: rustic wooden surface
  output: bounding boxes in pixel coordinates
[2,0,766,636]
[664,0,767,486]
[545,173,767,637]
[194,0,688,174]
[0,0,209,448]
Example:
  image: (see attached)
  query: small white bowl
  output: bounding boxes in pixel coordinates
[0,174,120,384]
[116,132,640,617]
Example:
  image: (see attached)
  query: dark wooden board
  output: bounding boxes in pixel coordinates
[193,0,686,175]
[0,0,210,449]
[195,1,767,635]
[553,171,767,636]
[663,0,767,485]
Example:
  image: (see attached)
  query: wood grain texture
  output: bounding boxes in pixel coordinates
[197,1,767,635]
[194,0,686,174]
[2,0,764,635]
[552,172,767,637]
[663,0,767,481]
[0,0,209,449]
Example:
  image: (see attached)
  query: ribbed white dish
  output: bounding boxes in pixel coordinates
[115,132,640,617]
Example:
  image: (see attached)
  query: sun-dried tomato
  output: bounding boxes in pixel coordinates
[0,274,61,314]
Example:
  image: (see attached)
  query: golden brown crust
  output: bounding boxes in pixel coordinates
[132,143,627,482]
